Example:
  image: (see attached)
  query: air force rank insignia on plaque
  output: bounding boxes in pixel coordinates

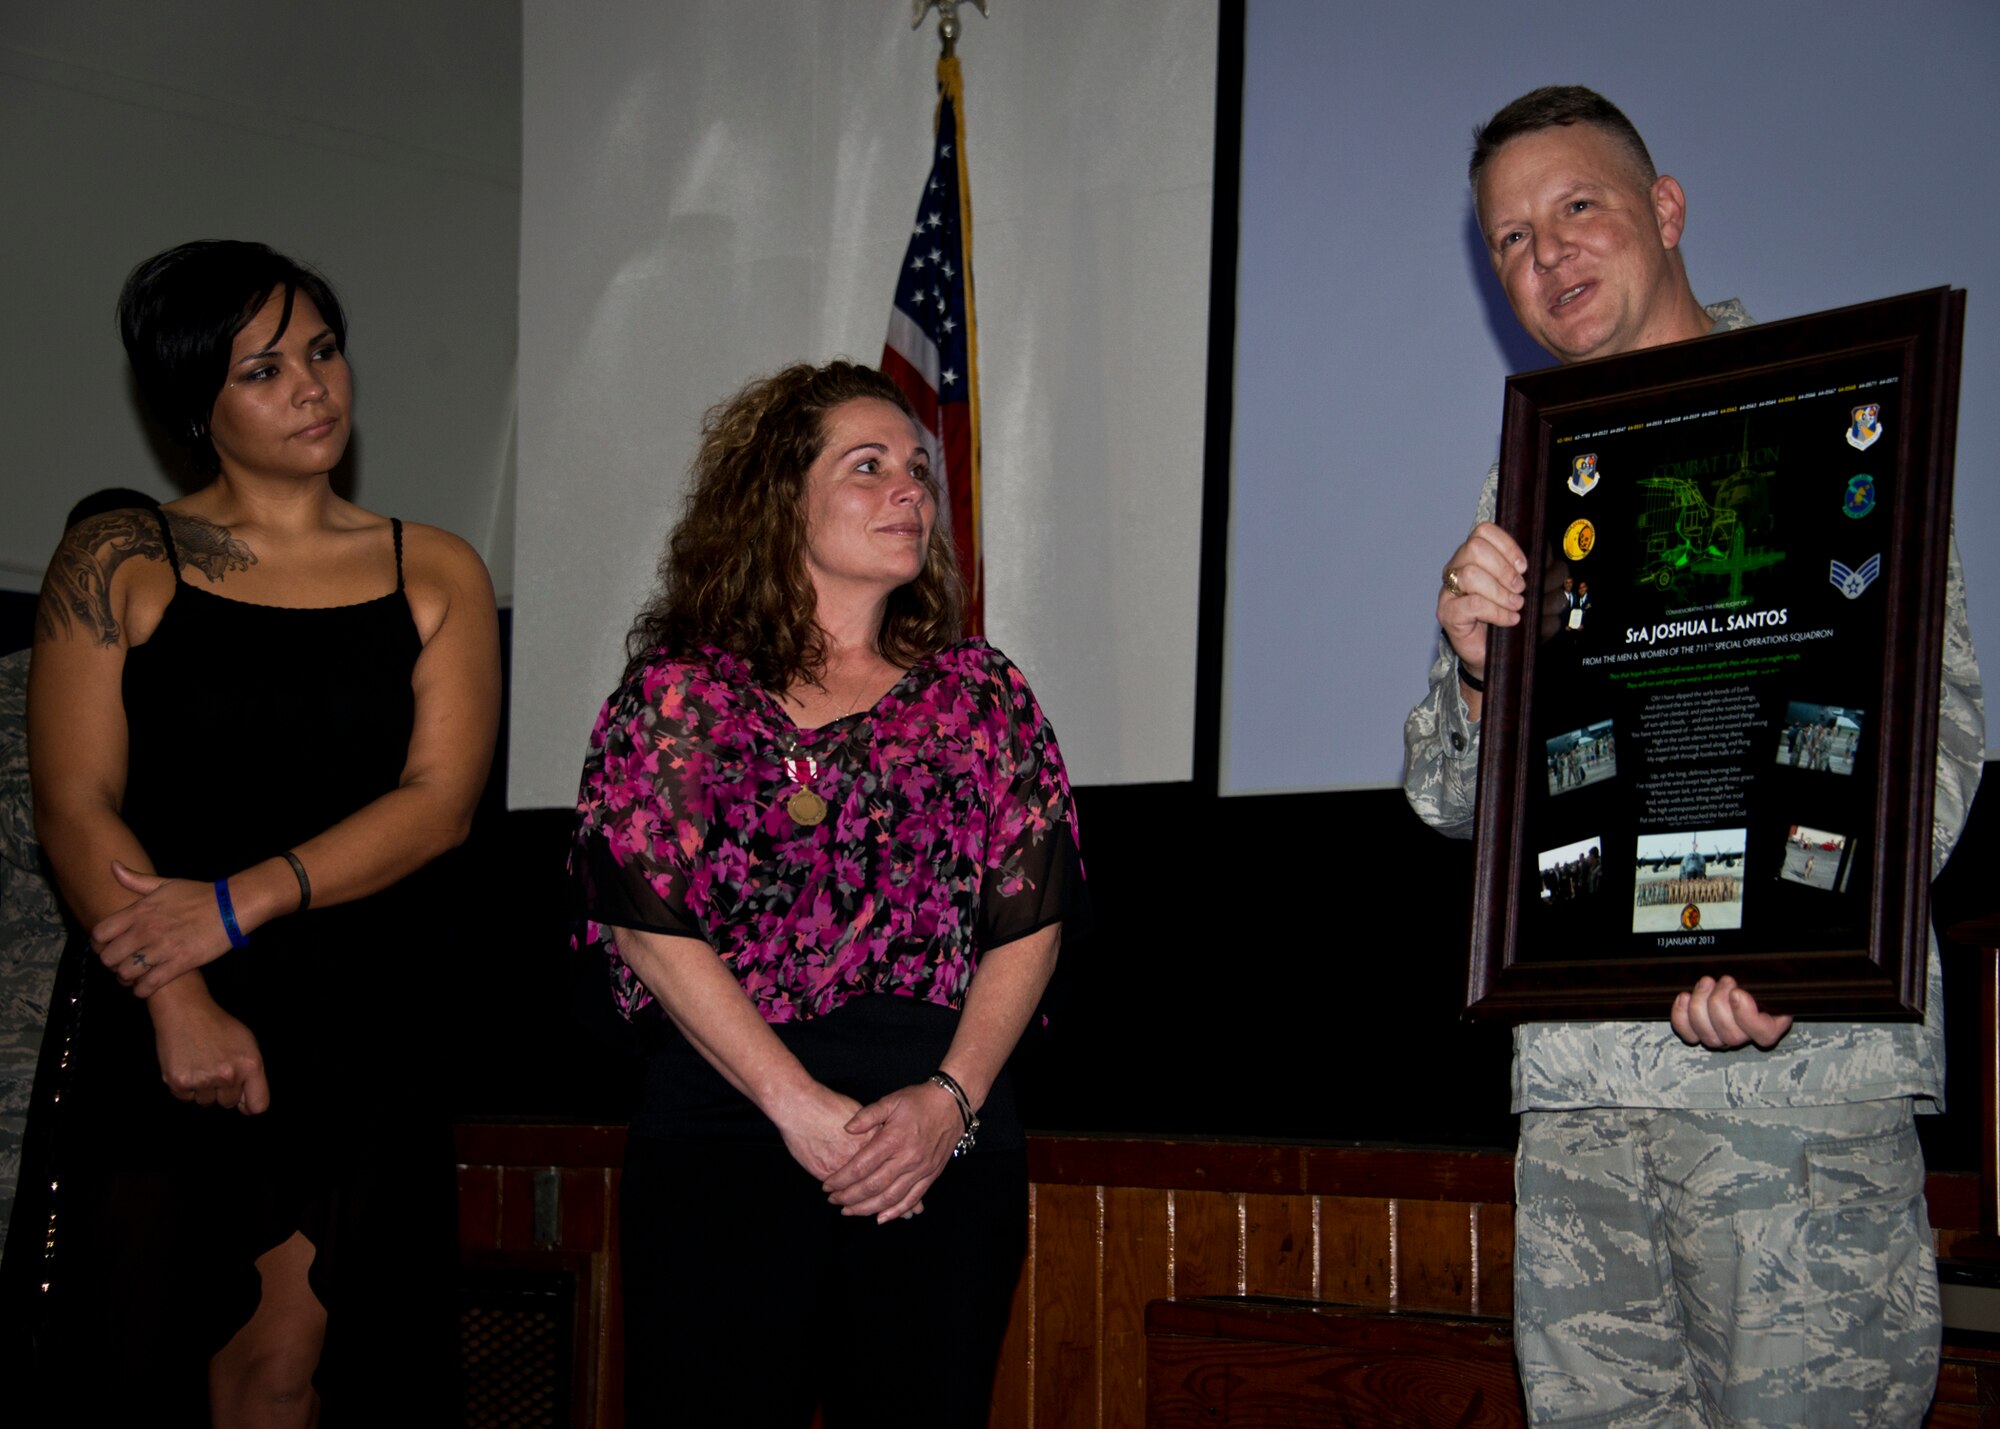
[1846,403,1883,452]
[1830,553,1882,599]
[1568,453,1600,496]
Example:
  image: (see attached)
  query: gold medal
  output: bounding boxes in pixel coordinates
[786,789,828,826]
[782,756,826,826]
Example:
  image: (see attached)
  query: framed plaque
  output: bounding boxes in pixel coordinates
[1464,288,1966,1022]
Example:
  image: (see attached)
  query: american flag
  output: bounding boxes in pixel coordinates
[881,55,982,632]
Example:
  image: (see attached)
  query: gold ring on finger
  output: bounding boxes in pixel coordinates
[1443,567,1466,597]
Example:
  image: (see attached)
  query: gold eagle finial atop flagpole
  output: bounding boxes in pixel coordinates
[910,0,989,59]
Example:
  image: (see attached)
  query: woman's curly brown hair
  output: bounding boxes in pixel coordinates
[625,361,966,689]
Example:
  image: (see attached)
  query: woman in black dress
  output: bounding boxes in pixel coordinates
[17,241,500,1424]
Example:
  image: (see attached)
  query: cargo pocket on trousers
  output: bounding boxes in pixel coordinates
[1803,1122,1932,1376]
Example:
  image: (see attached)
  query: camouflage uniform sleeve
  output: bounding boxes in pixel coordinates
[0,651,36,874]
[1403,465,1500,838]
[1931,524,1984,874]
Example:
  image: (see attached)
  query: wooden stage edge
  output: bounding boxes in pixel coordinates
[455,1125,1999,1429]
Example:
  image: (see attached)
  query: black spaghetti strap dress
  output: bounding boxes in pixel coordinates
[12,510,456,1422]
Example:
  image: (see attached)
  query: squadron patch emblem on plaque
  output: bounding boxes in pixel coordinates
[1845,403,1883,452]
[1568,453,1600,496]
[1844,474,1876,519]
[1561,519,1596,561]
[1830,553,1882,600]
[1680,903,1702,930]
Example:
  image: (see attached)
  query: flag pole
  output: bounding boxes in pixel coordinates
[910,0,990,60]
[888,0,988,632]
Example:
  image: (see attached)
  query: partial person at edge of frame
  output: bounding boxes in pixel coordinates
[0,487,155,1263]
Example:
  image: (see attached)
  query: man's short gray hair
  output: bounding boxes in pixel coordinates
[1470,86,1658,191]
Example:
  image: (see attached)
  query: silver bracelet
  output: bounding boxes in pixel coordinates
[928,1070,980,1157]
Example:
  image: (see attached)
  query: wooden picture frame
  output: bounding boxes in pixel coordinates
[1464,288,1966,1022]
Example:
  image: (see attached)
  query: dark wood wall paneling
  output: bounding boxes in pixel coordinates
[1005,1140,1524,1426]
[459,1128,1998,1428]
[459,1124,626,1429]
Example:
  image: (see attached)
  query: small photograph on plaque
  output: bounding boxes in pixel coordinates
[1777,701,1863,775]
[1633,829,1746,933]
[1537,836,1604,908]
[1779,825,1848,893]
[1545,720,1618,796]
[1558,577,1598,636]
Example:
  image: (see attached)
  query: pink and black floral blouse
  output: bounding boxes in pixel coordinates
[572,640,1082,1026]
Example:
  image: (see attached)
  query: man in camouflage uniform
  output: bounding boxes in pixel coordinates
[1404,87,1985,1425]
[0,646,68,1254]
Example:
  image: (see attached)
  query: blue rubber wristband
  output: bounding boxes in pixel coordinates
[214,878,250,950]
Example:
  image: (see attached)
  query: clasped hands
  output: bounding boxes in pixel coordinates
[91,860,272,1114]
[781,1078,966,1225]
[91,859,236,998]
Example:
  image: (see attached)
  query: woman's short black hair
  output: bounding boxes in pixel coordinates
[116,241,348,477]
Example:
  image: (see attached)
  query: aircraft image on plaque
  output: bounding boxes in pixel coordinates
[1633,423,1786,603]
[1632,829,1746,933]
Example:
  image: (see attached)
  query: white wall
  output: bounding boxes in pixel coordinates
[0,3,521,599]
[509,0,1218,807]
[1225,0,2000,792]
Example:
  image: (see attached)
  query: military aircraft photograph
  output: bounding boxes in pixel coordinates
[1634,831,1744,875]
[1632,829,1747,933]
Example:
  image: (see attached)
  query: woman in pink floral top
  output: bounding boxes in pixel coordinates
[572,362,1081,1428]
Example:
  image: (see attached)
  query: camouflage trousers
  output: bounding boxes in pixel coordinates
[1515,1101,1938,1428]
[0,930,62,1254]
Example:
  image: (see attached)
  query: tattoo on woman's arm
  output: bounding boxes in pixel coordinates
[33,509,255,647]
[35,510,161,647]
[168,513,257,583]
